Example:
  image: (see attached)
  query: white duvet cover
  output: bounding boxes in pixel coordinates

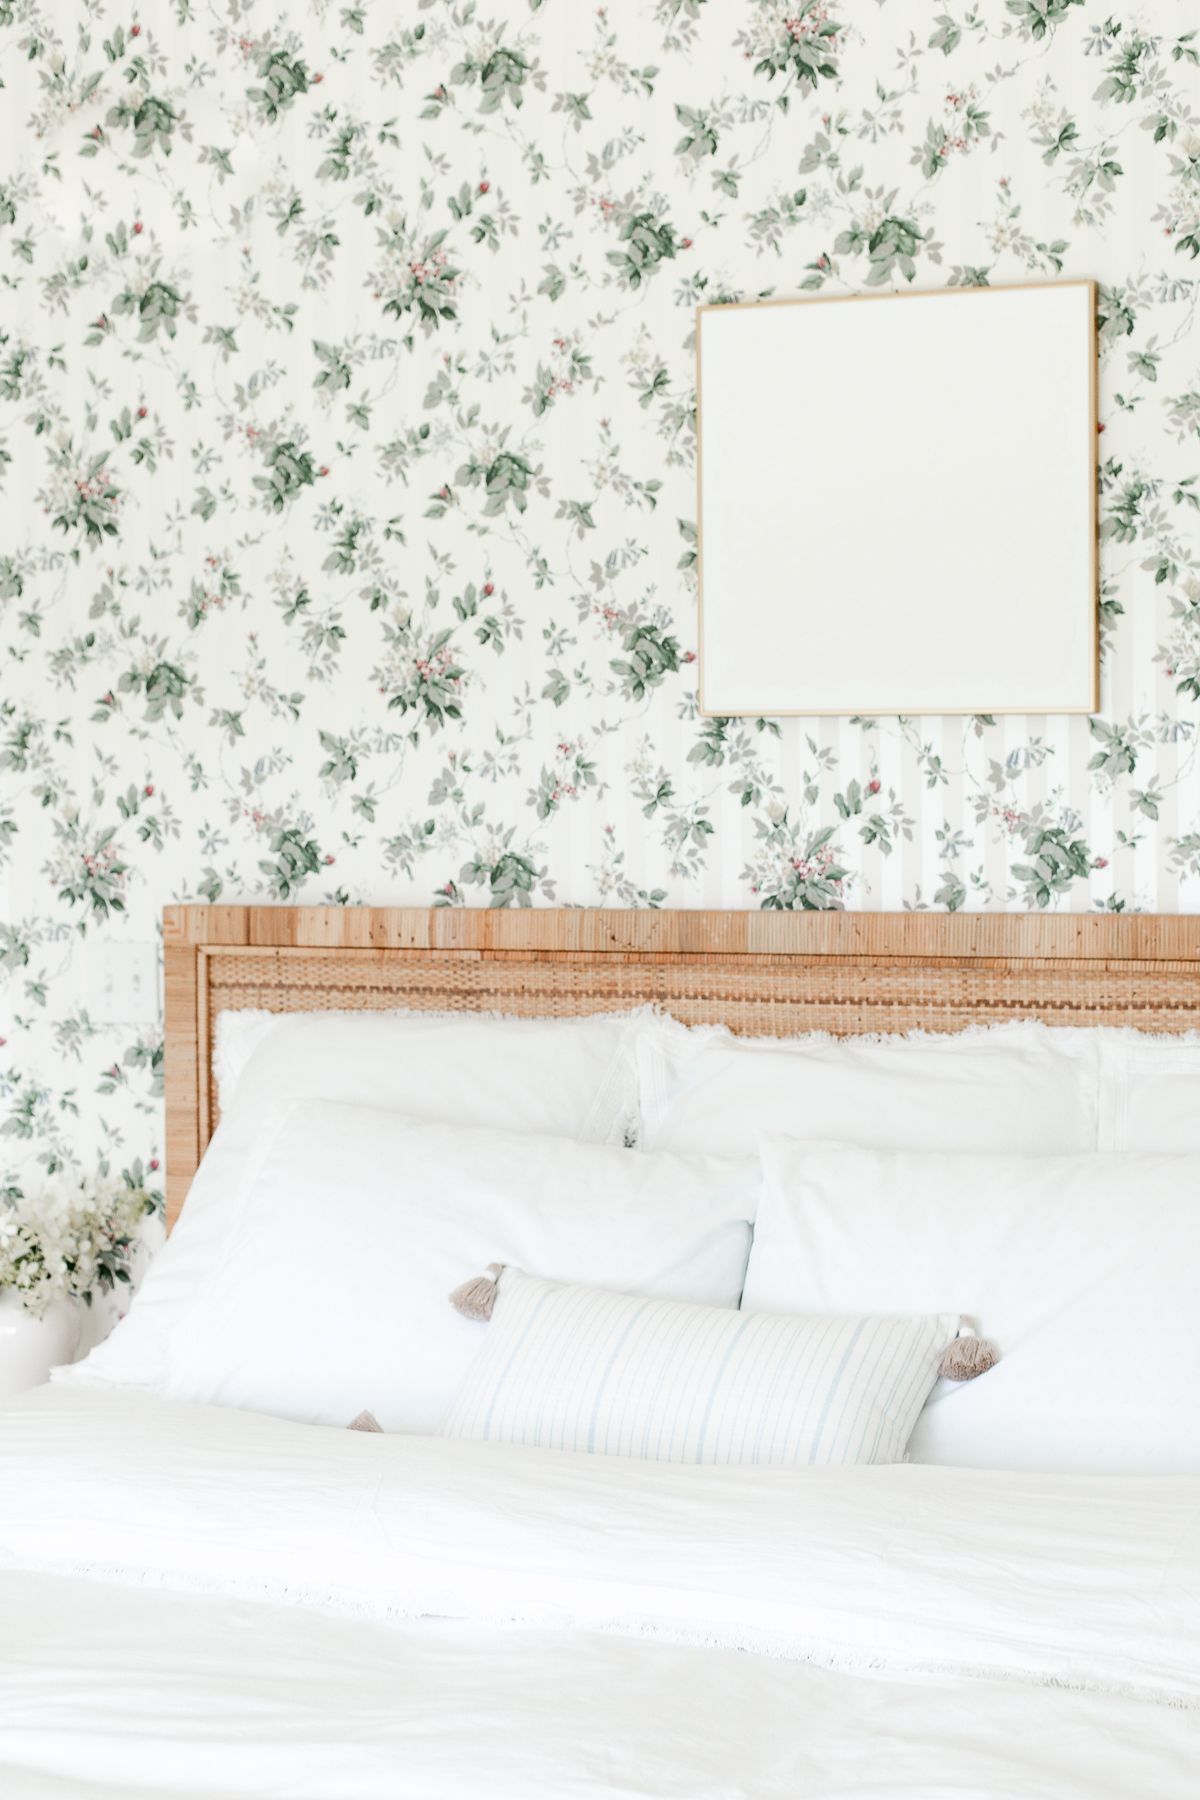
[1,1386,1197,1799]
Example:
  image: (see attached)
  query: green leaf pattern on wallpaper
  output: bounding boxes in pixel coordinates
[0,1,1198,1179]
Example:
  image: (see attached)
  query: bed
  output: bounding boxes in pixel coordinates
[2,907,1198,1798]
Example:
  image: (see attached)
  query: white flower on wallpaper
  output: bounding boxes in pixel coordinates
[0,0,1197,1187]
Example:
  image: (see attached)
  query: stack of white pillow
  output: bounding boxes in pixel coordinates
[59,1006,1200,1477]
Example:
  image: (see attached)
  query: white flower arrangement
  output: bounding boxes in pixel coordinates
[0,1175,156,1318]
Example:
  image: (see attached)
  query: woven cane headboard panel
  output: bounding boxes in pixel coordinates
[163,906,1200,1228]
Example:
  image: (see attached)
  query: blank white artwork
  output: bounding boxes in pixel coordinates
[696,283,1097,717]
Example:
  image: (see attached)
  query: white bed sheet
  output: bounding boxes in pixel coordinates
[5,1569,1199,1800]
[1,1386,1197,1799]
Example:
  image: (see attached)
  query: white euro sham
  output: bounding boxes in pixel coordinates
[745,1137,1200,1474]
[211,1004,643,1136]
[62,1007,644,1395]
[70,1103,758,1432]
[635,1017,1100,1158]
[1096,1030,1200,1151]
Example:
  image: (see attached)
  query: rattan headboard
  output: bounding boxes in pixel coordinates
[163,906,1200,1228]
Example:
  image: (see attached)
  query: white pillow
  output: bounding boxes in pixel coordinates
[1097,1031,1200,1151]
[212,1009,286,1110]
[73,1102,758,1433]
[213,1005,642,1135]
[62,1007,642,1394]
[441,1267,959,1466]
[636,1017,1100,1158]
[744,1137,1200,1475]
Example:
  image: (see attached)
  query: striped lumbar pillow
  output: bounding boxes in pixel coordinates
[440,1269,961,1467]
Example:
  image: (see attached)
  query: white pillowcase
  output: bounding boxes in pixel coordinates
[213,1005,642,1137]
[745,1137,1200,1475]
[441,1267,959,1466]
[212,1009,288,1110]
[636,1018,1099,1158]
[1097,1032,1200,1151]
[72,1102,758,1433]
[63,1007,643,1394]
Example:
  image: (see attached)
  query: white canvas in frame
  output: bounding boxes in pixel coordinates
[696,282,1097,717]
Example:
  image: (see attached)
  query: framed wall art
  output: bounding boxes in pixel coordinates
[695,281,1098,718]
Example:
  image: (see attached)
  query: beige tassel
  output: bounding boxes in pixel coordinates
[449,1262,505,1321]
[347,1409,383,1433]
[938,1320,999,1382]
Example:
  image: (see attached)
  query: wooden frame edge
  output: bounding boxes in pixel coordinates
[163,931,200,1231]
[163,906,1200,960]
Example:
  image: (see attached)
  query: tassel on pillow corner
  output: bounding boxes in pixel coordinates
[938,1318,999,1383]
[347,1409,383,1433]
[449,1262,505,1321]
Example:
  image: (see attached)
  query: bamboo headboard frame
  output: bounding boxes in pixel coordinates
[163,906,1200,1229]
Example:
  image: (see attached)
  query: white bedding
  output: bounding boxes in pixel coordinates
[2,1386,1198,1798]
[6,1571,1199,1800]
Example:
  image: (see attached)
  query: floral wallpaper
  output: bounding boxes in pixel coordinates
[0,0,1198,1198]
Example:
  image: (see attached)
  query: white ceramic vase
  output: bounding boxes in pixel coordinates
[0,1290,80,1397]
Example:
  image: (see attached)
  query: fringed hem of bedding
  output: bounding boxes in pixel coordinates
[2,1552,1194,1712]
